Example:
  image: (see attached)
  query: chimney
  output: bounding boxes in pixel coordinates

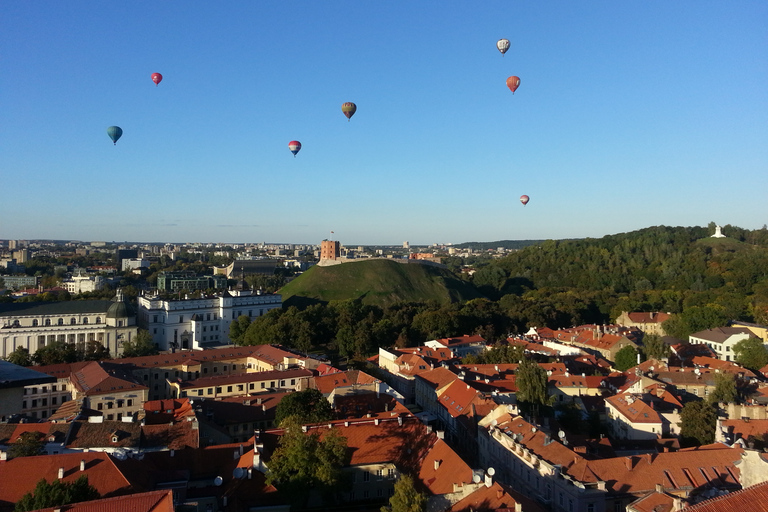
[655,483,664,493]
[58,467,64,479]
[624,456,634,471]
[484,473,492,488]
[239,444,244,456]
[515,503,522,512]
[434,459,441,470]
[80,459,85,471]
[170,449,175,457]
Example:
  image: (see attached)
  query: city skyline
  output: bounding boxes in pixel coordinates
[2,2,766,245]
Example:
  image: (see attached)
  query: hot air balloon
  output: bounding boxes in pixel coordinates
[341,102,357,121]
[288,140,302,157]
[107,126,123,145]
[151,73,163,86]
[506,76,521,94]
[520,195,530,206]
[497,39,510,56]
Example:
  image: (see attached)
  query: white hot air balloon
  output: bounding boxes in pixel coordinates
[497,38,510,56]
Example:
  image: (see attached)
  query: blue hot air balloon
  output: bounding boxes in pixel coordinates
[107,126,123,145]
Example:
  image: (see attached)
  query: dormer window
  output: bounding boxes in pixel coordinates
[58,318,64,325]
[82,318,88,325]
[32,319,38,327]
[71,318,76,325]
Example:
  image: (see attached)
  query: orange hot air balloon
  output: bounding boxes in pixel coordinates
[341,102,357,121]
[151,73,163,86]
[520,195,529,206]
[506,76,520,94]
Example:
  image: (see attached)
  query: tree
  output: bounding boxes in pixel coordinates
[707,372,737,405]
[266,417,349,507]
[120,329,159,358]
[274,388,334,426]
[9,431,45,459]
[515,358,551,419]
[15,475,100,512]
[228,315,252,345]
[5,346,33,366]
[381,473,426,512]
[614,345,639,372]
[733,337,768,371]
[679,401,717,447]
[641,334,670,361]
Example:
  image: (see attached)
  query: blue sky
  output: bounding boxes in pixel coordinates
[2,2,766,245]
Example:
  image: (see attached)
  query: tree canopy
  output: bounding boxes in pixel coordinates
[679,401,717,447]
[733,337,768,371]
[15,475,100,512]
[614,345,639,372]
[120,329,158,358]
[707,372,737,405]
[274,388,334,426]
[515,358,551,419]
[9,431,45,459]
[381,473,426,512]
[266,417,349,507]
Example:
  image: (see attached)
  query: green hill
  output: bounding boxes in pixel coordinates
[279,259,482,308]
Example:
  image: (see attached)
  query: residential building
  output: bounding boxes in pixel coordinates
[615,311,671,337]
[689,327,754,362]
[171,368,312,399]
[0,360,55,421]
[425,335,487,359]
[0,275,37,290]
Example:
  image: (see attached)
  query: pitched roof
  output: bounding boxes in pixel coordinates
[0,300,114,317]
[605,393,662,424]
[684,481,768,512]
[66,420,142,449]
[31,489,174,512]
[414,367,459,392]
[626,312,671,324]
[177,367,312,389]
[689,327,753,343]
[70,362,147,396]
[0,452,134,509]
[432,335,486,347]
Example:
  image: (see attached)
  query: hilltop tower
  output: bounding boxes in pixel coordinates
[321,239,340,261]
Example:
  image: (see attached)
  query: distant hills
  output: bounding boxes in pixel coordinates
[279,259,482,308]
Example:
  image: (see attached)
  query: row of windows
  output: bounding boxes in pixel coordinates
[192,379,297,396]
[32,317,101,327]
[96,399,133,410]
[23,396,68,409]
[25,385,60,394]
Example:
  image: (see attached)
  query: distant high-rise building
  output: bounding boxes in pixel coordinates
[403,241,410,249]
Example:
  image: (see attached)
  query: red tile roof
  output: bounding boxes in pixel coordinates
[685,481,768,512]
[70,362,147,396]
[32,489,174,512]
[0,452,134,509]
[627,312,671,324]
[177,367,312,389]
[605,393,662,424]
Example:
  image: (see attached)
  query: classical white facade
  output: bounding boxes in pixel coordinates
[0,291,138,358]
[137,290,282,351]
[62,274,106,294]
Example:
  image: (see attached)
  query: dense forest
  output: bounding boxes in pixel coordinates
[235,224,768,362]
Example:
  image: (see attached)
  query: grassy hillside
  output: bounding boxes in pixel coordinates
[279,259,482,307]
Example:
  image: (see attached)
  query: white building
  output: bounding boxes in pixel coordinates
[688,327,753,362]
[122,258,150,272]
[62,274,106,294]
[0,290,138,359]
[137,290,282,351]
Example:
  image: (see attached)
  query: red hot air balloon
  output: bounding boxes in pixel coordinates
[288,140,302,157]
[151,73,163,86]
[341,102,357,121]
[506,76,520,94]
[520,195,530,206]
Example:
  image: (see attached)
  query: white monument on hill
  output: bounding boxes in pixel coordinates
[711,225,726,238]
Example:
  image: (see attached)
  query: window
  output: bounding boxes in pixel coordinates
[95,317,101,324]
[97,403,103,410]
[587,504,595,512]
[58,318,64,325]
[32,399,38,407]
[363,472,370,482]
[207,388,213,395]
[216,387,222,393]
[52,385,57,392]
[179,316,184,323]
[22,400,27,409]
[377,469,384,480]
[42,398,47,406]
[33,319,38,326]
[227,386,233,392]
[107,402,113,409]
[83,317,88,324]
[363,490,369,499]
[71,318,76,324]
[45,319,51,326]
[127,399,133,407]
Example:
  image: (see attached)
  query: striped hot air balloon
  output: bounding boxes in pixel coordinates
[506,76,521,94]
[341,102,357,121]
[520,195,529,206]
[288,140,302,157]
